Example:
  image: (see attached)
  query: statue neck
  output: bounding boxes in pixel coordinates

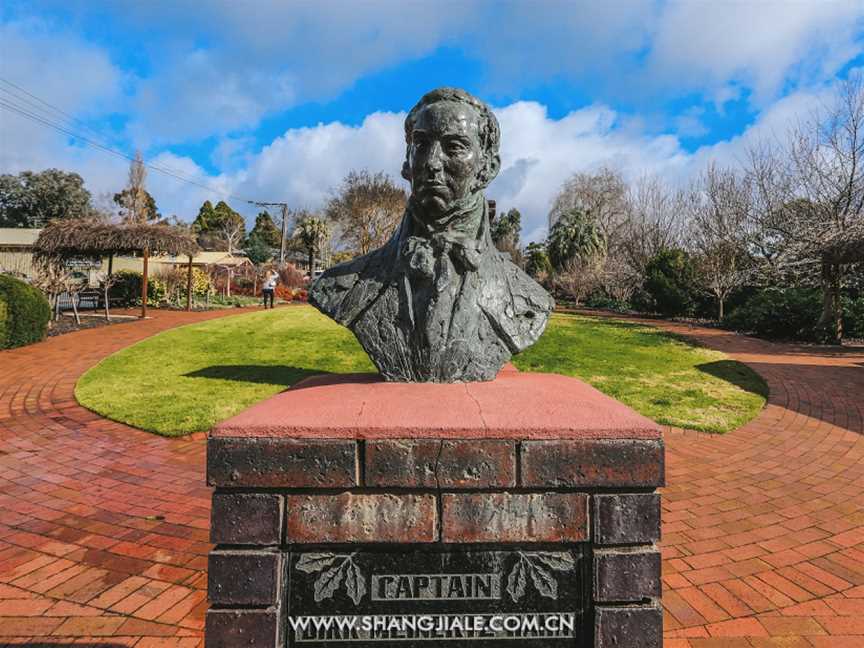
[408,191,486,240]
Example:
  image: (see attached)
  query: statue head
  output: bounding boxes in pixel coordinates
[402,88,501,224]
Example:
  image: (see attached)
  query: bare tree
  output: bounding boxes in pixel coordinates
[96,271,118,321]
[549,167,631,250]
[620,175,685,274]
[325,170,407,257]
[746,73,864,342]
[689,164,752,320]
[61,274,86,326]
[219,218,245,256]
[114,151,157,224]
[32,262,70,322]
[551,257,604,305]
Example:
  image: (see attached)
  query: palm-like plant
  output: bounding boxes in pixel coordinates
[546,208,607,271]
[294,216,330,275]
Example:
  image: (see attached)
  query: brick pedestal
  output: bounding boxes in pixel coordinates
[206,371,664,648]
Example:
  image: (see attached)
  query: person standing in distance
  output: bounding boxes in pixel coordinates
[262,269,278,309]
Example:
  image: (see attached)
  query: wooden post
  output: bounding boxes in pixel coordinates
[186,255,193,311]
[141,247,149,319]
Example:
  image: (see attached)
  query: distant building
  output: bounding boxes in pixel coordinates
[0,228,254,286]
[0,228,41,279]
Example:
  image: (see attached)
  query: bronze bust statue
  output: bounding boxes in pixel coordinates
[310,87,554,382]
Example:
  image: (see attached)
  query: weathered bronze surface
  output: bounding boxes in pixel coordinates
[310,87,554,382]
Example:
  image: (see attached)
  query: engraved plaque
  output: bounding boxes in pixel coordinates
[286,547,590,646]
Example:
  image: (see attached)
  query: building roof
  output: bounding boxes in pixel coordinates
[33,220,199,261]
[0,228,42,247]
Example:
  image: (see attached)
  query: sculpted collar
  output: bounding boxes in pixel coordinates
[400,194,487,289]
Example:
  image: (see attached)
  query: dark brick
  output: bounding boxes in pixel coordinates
[206,608,280,648]
[594,550,661,602]
[593,493,661,546]
[366,439,515,488]
[595,605,662,648]
[285,493,437,543]
[207,437,357,487]
[521,439,664,488]
[211,492,283,545]
[442,492,588,543]
[208,550,281,606]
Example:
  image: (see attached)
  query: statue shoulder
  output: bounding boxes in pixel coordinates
[478,252,555,353]
[309,241,397,325]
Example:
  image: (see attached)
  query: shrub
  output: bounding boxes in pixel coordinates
[722,288,822,340]
[0,274,51,349]
[274,285,294,301]
[278,263,307,290]
[844,296,864,339]
[156,267,212,304]
[111,270,167,307]
[643,249,699,317]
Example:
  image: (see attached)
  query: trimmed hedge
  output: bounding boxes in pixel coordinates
[0,274,51,349]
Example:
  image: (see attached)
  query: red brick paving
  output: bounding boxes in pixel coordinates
[1,307,863,646]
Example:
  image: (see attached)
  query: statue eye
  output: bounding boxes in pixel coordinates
[446,139,468,153]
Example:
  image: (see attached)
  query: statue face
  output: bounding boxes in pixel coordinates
[406,100,486,220]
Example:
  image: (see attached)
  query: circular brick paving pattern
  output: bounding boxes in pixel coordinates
[0,309,862,647]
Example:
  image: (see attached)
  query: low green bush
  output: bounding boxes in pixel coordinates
[844,296,864,339]
[0,274,51,349]
[723,288,864,341]
[722,288,822,340]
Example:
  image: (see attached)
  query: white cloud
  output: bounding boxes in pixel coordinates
[646,1,864,107]
[37,0,864,146]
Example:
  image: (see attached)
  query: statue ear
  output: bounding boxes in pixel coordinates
[475,152,501,189]
[401,159,412,182]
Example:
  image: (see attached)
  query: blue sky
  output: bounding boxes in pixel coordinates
[1,1,863,241]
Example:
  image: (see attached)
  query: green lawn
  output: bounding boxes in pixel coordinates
[76,306,375,436]
[76,306,766,436]
[513,313,767,433]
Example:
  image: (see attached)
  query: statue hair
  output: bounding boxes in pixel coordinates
[402,87,501,188]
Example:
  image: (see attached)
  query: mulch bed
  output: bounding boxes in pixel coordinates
[47,314,139,337]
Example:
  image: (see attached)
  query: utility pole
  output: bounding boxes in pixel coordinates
[249,200,290,265]
[280,204,288,264]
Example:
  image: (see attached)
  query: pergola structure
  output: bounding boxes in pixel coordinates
[33,219,200,318]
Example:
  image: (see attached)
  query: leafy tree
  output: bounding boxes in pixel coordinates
[193,200,245,250]
[0,169,92,227]
[524,242,552,279]
[491,208,521,246]
[325,170,406,256]
[244,233,274,265]
[113,188,160,223]
[643,249,698,317]
[193,200,218,232]
[491,207,522,263]
[546,208,606,271]
[293,215,330,275]
[249,211,282,249]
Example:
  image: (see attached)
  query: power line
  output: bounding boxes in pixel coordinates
[0,77,124,150]
[0,78,279,207]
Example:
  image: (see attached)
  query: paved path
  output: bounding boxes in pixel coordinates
[0,309,862,646]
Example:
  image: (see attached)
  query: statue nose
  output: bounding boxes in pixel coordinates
[425,141,444,171]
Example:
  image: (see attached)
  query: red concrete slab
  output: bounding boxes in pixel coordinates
[210,370,661,440]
